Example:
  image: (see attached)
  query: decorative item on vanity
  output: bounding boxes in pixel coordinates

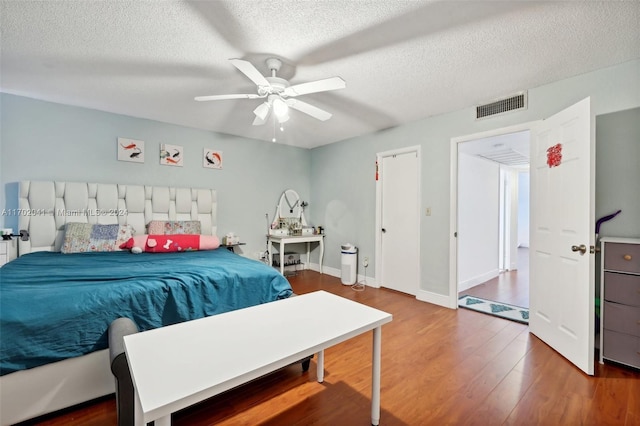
[269,189,308,236]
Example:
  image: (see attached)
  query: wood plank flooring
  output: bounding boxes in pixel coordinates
[20,270,640,426]
[462,248,529,308]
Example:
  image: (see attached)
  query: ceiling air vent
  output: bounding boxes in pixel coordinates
[476,91,527,120]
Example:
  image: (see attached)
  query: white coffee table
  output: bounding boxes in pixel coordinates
[124,290,392,426]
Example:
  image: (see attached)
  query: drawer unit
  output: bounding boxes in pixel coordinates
[603,272,640,307]
[603,301,640,337]
[602,330,640,369]
[600,237,640,369]
[0,240,7,266]
[604,242,640,273]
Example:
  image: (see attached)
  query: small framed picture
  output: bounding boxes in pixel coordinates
[203,149,222,169]
[160,144,183,166]
[117,138,144,163]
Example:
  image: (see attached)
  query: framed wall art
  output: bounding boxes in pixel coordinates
[160,144,183,166]
[117,137,144,163]
[203,149,222,169]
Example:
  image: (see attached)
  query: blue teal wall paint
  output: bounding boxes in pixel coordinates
[0,94,311,256]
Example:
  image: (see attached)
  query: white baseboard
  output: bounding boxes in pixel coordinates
[306,263,378,287]
[457,269,499,292]
[416,289,457,309]
[309,263,452,308]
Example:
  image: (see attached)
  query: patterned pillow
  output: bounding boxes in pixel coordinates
[147,220,201,235]
[61,223,135,253]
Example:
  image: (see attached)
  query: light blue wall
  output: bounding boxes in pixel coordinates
[2,60,638,294]
[0,94,311,257]
[310,59,640,296]
[595,107,640,238]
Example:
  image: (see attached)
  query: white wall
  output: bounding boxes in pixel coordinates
[517,171,530,247]
[457,153,500,291]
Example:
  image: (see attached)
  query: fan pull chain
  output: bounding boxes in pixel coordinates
[272,113,277,142]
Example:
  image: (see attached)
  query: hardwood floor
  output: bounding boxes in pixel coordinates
[22,270,640,426]
[462,248,529,308]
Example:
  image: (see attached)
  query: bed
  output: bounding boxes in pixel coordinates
[0,181,293,425]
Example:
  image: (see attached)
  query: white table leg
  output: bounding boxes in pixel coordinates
[306,242,311,270]
[371,327,382,426]
[317,350,324,383]
[319,238,324,274]
[134,389,144,426]
[156,415,171,426]
[268,238,273,268]
[279,241,285,275]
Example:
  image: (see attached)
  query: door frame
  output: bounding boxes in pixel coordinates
[375,145,421,291]
[449,121,538,309]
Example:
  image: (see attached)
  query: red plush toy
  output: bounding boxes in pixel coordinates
[119,234,220,253]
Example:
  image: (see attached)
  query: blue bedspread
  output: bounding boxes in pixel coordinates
[0,249,292,376]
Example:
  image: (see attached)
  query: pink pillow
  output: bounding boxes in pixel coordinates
[119,234,220,253]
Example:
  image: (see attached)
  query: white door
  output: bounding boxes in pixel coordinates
[378,149,420,295]
[529,97,594,375]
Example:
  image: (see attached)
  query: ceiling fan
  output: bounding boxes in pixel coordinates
[195,58,345,126]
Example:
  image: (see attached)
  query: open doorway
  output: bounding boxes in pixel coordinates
[456,130,530,308]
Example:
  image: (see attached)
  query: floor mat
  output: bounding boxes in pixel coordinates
[458,295,529,324]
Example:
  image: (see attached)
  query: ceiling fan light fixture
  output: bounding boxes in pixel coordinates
[253,102,271,121]
[196,58,345,132]
[273,97,289,120]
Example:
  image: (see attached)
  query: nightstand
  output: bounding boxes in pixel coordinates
[224,243,246,253]
[0,240,8,266]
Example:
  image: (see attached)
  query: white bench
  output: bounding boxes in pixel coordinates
[124,290,392,425]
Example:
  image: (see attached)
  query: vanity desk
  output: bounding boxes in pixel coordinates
[268,189,324,275]
[268,234,324,275]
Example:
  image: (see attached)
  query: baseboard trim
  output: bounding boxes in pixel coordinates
[417,289,457,309]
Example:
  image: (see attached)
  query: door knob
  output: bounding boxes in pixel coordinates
[571,244,587,254]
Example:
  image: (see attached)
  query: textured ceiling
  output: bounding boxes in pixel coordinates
[1,1,639,149]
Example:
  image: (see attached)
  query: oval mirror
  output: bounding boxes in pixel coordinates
[278,189,302,219]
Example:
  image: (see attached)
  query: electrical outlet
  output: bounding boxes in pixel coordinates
[363,256,369,267]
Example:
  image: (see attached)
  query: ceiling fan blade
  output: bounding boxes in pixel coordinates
[194,94,261,101]
[283,77,345,97]
[286,99,332,121]
[253,102,271,121]
[229,58,270,87]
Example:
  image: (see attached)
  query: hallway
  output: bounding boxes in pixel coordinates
[461,247,529,308]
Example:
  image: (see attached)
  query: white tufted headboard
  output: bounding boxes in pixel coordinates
[18,181,217,255]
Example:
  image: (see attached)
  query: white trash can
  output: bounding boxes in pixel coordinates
[341,244,358,285]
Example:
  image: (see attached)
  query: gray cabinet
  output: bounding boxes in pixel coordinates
[599,237,640,369]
